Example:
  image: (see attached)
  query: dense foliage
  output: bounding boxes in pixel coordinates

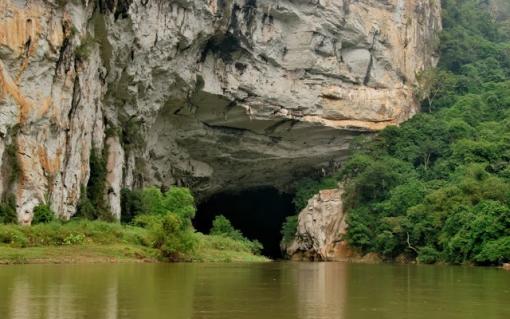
[0,186,266,262]
[284,0,510,265]
[123,187,264,260]
[0,195,17,224]
[76,148,114,221]
[32,204,56,224]
[210,215,263,254]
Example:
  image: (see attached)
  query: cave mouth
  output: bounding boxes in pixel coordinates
[194,187,296,259]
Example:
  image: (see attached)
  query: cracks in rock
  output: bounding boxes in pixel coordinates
[199,33,243,63]
[62,77,81,187]
[343,0,351,15]
[363,30,379,86]
[264,119,295,135]
[202,122,250,136]
[68,77,81,124]
[53,24,73,81]
[201,119,283,145]
[97,0,133,20]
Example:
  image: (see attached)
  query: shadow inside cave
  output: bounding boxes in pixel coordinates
[194,187,296,259]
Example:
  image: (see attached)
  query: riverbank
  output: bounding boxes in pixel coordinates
[0,221,270,265]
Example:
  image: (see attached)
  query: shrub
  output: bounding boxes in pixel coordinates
[87,148,108,213]
[375,231,399,258]
[210,215,243,241]
[141,187,196,218]
[281,215,298,245]
[475,237,510,265]
[0,195,17,224]
[76,186,96,220]
[417,246,440,264]
[293,177,338,212]
[32,204,56,224]
[153,214,197,260]
[63,233,86,245]
[209,215,263,255]
[5,143,20,186]
[0,226,28,247]
[75,148,115,222]
[120,188,146,223]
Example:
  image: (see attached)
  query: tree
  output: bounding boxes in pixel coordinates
[415,69,457,112]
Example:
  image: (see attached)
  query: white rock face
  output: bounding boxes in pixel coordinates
[0,0,441,222]
[283,188,351,261]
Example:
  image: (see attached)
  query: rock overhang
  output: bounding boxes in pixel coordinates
[0,0,442,220]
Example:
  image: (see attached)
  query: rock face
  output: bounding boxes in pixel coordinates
[0,0,441,223]
[283,188,352,261]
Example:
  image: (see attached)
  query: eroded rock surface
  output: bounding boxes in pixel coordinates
[0,0,441,222]
[283,188,353,261]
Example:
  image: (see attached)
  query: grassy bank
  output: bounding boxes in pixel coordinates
[0,220,269,264]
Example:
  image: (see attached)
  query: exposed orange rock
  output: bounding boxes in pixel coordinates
[0,62,31,123]
[0,0,40,56]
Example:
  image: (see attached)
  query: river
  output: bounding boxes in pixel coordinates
[0,262,508,318]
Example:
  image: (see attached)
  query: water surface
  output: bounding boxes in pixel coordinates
[0,262,509,319]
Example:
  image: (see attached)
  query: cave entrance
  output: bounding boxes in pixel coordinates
[194,187,296,259]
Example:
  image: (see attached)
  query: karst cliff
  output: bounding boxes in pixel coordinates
[0,0,441,223]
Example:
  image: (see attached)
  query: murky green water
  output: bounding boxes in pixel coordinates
[0,262,509,319]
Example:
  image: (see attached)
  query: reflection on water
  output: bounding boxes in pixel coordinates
[0,263,509,319]
[296,263,347,318]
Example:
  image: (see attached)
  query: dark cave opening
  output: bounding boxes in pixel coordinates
[194,187,296,259]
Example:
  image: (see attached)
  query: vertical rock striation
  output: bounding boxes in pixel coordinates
[0,0,442,222]
[283,188,352,261]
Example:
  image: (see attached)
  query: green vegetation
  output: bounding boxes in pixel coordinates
[32,204,56,224]
[4,143,20,186]
[287,0,510,266]
[75,34,96,61]
[120,188,145,223]
[280,177,339,244]
[210,215,263,255]
[76,148,114,221]
[0,220,158,264]
[292,177,339,212]
[0,186,267,263]
[0,195,17,224]
[280,215,298,245]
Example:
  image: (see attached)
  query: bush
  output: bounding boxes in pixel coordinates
[121,188,146,223]
[5,143,20,186]
[76,186,96,220]
[0,195,17,224]
[140,186,196,219]
[475,237,510,265]
[0,226,28,247]
[87,148,107,208]
[74,147,114,221]
[210,215,243,241]
[32,204,56,224]
[281,215,298,245]
[150,214,197,260]
[209,215,262,255]
[293,177,338,212]
[417,246,441,264]
[375,231,399,258]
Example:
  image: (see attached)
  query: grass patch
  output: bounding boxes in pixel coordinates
[0,220,269,264]
[192,233,270,262]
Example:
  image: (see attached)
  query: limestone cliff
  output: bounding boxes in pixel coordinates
[0,0,441,223]
[283,188,352,261]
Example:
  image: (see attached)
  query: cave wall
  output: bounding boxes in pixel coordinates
[0,0,441,223]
